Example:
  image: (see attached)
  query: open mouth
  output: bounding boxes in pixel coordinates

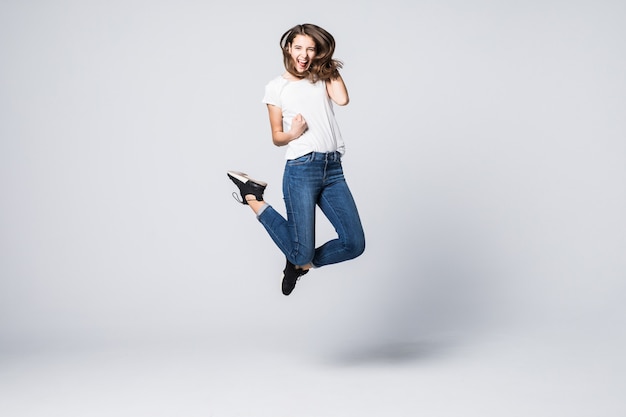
[296,58,309,71]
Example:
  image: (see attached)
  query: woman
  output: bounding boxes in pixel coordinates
[228,23,365,296]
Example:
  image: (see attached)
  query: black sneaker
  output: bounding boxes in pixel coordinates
[227,171,267,205]
[282,259,309,296]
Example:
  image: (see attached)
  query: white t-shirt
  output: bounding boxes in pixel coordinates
[262,76,345,160]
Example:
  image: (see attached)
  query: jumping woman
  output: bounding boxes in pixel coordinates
[227,23,365,296]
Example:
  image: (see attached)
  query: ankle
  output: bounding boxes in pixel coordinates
[247,199,267,215]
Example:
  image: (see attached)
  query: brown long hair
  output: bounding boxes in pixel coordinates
[280,23,343,82]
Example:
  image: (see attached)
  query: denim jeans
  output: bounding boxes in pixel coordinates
[257,151,365,268]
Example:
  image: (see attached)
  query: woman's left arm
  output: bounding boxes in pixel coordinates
[326,73,349,106]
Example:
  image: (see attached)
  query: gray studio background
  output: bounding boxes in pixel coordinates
[1,0,625,415]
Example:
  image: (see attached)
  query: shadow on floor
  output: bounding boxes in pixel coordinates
[325,338,455,366]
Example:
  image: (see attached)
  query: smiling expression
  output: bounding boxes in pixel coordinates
[289,34,317,73]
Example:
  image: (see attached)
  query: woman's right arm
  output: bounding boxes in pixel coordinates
[267,104,307,147]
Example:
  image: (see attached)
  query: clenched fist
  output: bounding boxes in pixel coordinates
[289,113,308,140]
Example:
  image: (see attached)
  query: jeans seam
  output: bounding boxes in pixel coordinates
[284,175,305,264]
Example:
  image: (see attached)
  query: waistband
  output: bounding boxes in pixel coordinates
[308,151,342,162]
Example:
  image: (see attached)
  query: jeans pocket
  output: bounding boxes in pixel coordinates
[286,152,313,166]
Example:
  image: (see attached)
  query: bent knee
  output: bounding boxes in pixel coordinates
[346,237,365,260]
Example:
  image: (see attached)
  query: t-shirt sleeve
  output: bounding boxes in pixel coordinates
[262,78,281,107]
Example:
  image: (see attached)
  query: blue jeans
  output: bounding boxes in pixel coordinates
[257,151,365,268]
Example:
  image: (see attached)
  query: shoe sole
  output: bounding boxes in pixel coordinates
[227,171,267,187]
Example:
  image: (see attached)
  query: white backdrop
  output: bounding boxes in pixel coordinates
[1,0,625,359]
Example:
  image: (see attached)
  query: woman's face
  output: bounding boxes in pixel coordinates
[288,34,317,73]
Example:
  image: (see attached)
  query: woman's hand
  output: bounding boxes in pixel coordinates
[289,113,308,139]
[267,105,307,147]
